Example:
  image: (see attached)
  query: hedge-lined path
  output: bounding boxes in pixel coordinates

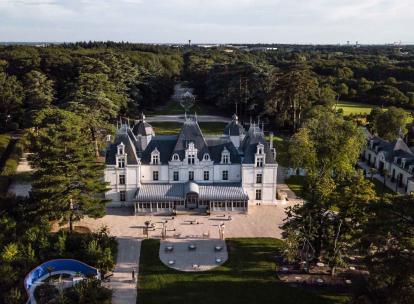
[8,152,33,197]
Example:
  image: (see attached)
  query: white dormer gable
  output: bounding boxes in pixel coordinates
[151,148,160,165]
[117,142,125,155]
[255,143,265,167]
[257,143,264,155]
[186,141,198,165]
[221,147,231,164]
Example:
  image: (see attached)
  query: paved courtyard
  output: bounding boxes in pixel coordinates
[79,203,296,240]
[159,239,228,272]
[78,203,298,304]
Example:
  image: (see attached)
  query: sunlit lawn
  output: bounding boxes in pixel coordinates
[152,122,227,135]
[138,238,350,304]
[336,101,376,115]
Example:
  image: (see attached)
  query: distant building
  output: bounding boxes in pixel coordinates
[104,114,278,214]
[362,133,414,194]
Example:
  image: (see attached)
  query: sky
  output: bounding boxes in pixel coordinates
[0,0,412,44]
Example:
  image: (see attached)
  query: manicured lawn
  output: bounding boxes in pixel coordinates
[336,101,375,115]
[286,175,305,197]
[150,99,216,115]
[138,238,350,304]
[152,122,227,135]
[370,177,396,196]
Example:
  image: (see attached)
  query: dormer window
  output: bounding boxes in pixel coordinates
[221,148,231,164]
[255,144,265,167]
[256,157,264,167]
[203,153,210,161]
[257,144,264,155]
[186,142,197,165]
[188,154,195,165]
[117,157,126,168]
[172,154,180,161]
[151,148,160,165]
[117,143,125,155]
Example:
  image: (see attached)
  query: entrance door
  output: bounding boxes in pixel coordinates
[186,193,198,209]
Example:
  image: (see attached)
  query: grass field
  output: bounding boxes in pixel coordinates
[370,177,396,196]
[138,238,350,304]
[152,122,228,135]
[286,175,305,197]
[149,99,216,116]
[336,101,376,115]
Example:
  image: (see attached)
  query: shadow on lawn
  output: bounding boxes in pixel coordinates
[137,238,350,304]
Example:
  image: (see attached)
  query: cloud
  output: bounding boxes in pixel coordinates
[0,0,412,43]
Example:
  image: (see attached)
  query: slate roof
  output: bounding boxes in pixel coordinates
[205,137,240,163]
[132,121,154,136]
[139,135,178,164]
[172,119,209,160]
[224,115,245,136]
[241,125,276,164]
[105,130,139,165]
[371,137,413,162]
[106,117,276,166]
[135,182,248,201]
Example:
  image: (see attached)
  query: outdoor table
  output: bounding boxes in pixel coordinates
[316,262,325,267]
[349,266,356,270]
[168,260,175,265]
[216,258,222,263]
[165,245,174,252]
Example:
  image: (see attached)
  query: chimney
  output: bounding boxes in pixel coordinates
[269,132,274,149]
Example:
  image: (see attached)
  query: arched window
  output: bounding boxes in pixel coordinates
[151,148,160,165]
[221,148,230,164]
[203,153,210,161]
[172,153,180,161]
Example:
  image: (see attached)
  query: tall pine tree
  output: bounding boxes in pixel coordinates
[29,108,108,231]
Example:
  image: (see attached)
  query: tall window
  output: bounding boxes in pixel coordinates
[152,154,160,165]
[188,154,195,165]
[204,171,210,181]
[173,171,179,181]
[119,174,125,185]
[256,173,262,184]
[255,189,262,200]
[222,170,228,181]
[118,158,125,168]
[256,157,263,167]
[153,171,159,181]
[120,190,126,202]
[189,171,194,181]
[222,154,229,164]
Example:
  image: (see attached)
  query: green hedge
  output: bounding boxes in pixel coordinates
[1,140,24,176]
[0,134,11,159]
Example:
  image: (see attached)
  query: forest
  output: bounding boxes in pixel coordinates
[0,42,413,303]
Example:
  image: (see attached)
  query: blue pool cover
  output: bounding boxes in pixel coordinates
[24,259,99,302]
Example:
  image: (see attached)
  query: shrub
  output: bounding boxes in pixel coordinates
[1,139,24,176]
